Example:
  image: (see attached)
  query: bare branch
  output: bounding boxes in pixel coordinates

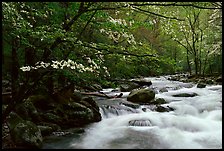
[129,2,222,9]
[132,6,185,21]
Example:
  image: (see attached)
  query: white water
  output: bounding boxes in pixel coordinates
[44,76,222,149]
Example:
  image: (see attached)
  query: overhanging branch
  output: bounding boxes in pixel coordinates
[132,6,185,21]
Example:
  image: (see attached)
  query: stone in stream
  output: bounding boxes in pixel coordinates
[130,79,152,86]
[159,87,168,93]
[172,93,198,97]
[155,105,175,112]
[153,98,167,105]
[119,102,140,109]
[120,83,140,92]
[197,83,206,88]
[216,76,222,83]
[128,119,152,126]
[127,88,155,104]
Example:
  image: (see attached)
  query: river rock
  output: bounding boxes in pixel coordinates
[127,88,155,104]
[131,79,152,86]
[153,98,167,105]
[197,83,206,88]
[205,79,214,84]
[216,76,222,83]
[119,102,140,109]
[7,112,42,148]
[128,119,152,126]
[155,105,174,112]
[159,87,168,93]
[172,93,198,97]
[101,104,138,117]
[27,92,101,129]
[120,83,140,92]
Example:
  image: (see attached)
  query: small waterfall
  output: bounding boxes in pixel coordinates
[42,76,222,149]
[128,119,152,126]
[100,104,139,118]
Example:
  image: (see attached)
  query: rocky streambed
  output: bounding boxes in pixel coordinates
[40,75,222,149]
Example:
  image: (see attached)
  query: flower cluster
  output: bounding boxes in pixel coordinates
[100,28,136,44]
[108,16,127,26]
[20,59,100,73]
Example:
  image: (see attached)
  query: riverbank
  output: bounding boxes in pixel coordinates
[2,74,222,149]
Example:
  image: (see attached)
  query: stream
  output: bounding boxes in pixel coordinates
[42,75,222,149]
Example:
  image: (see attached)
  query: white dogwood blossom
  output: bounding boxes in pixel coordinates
[19,59,104,75]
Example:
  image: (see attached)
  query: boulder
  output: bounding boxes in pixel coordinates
[205,79,214,84]
[131,79,152,86]
[7,112,42,148]
[120,83,140,92]
[14,100,41,122]
[197,83,206,88]
[127,88,155,103]
[216,76,222,83]
[37,125,54,136]
[48,99,101,128]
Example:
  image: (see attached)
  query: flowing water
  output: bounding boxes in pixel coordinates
[42,76,222,149]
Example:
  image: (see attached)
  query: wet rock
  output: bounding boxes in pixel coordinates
[101,104,137,117]
[172,93,198,97]
[119,102,140,109]
[128,119,152,126]
[111,89,119,92]
[197,83,206,88]
[131,79,152,86]
[216,76,222,83]
[205,79,214,84]
[159,88,168,93]
[22,92,101,129]
[153,98,167,105]
[120,83,140,92]
[80,97,102,122]
[127,88,155,103]
[155,105,174,112]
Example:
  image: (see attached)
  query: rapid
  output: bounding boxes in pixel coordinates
[42,76,222,149]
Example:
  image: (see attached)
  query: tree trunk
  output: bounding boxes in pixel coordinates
[186,49,192,75]
[11,38,19,100]
[194,57,198,75]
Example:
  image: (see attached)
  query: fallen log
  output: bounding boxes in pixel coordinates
[80,91,123,99]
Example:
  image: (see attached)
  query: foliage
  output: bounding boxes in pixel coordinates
[2,2,222,91]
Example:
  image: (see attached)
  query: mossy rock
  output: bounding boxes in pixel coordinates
[11,120,43,148]
[153,98,167,105]
[127,88,155,103]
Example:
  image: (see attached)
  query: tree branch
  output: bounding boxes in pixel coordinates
[130,2,222,9]
[132,6,185,21]
[64,9,98,59]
